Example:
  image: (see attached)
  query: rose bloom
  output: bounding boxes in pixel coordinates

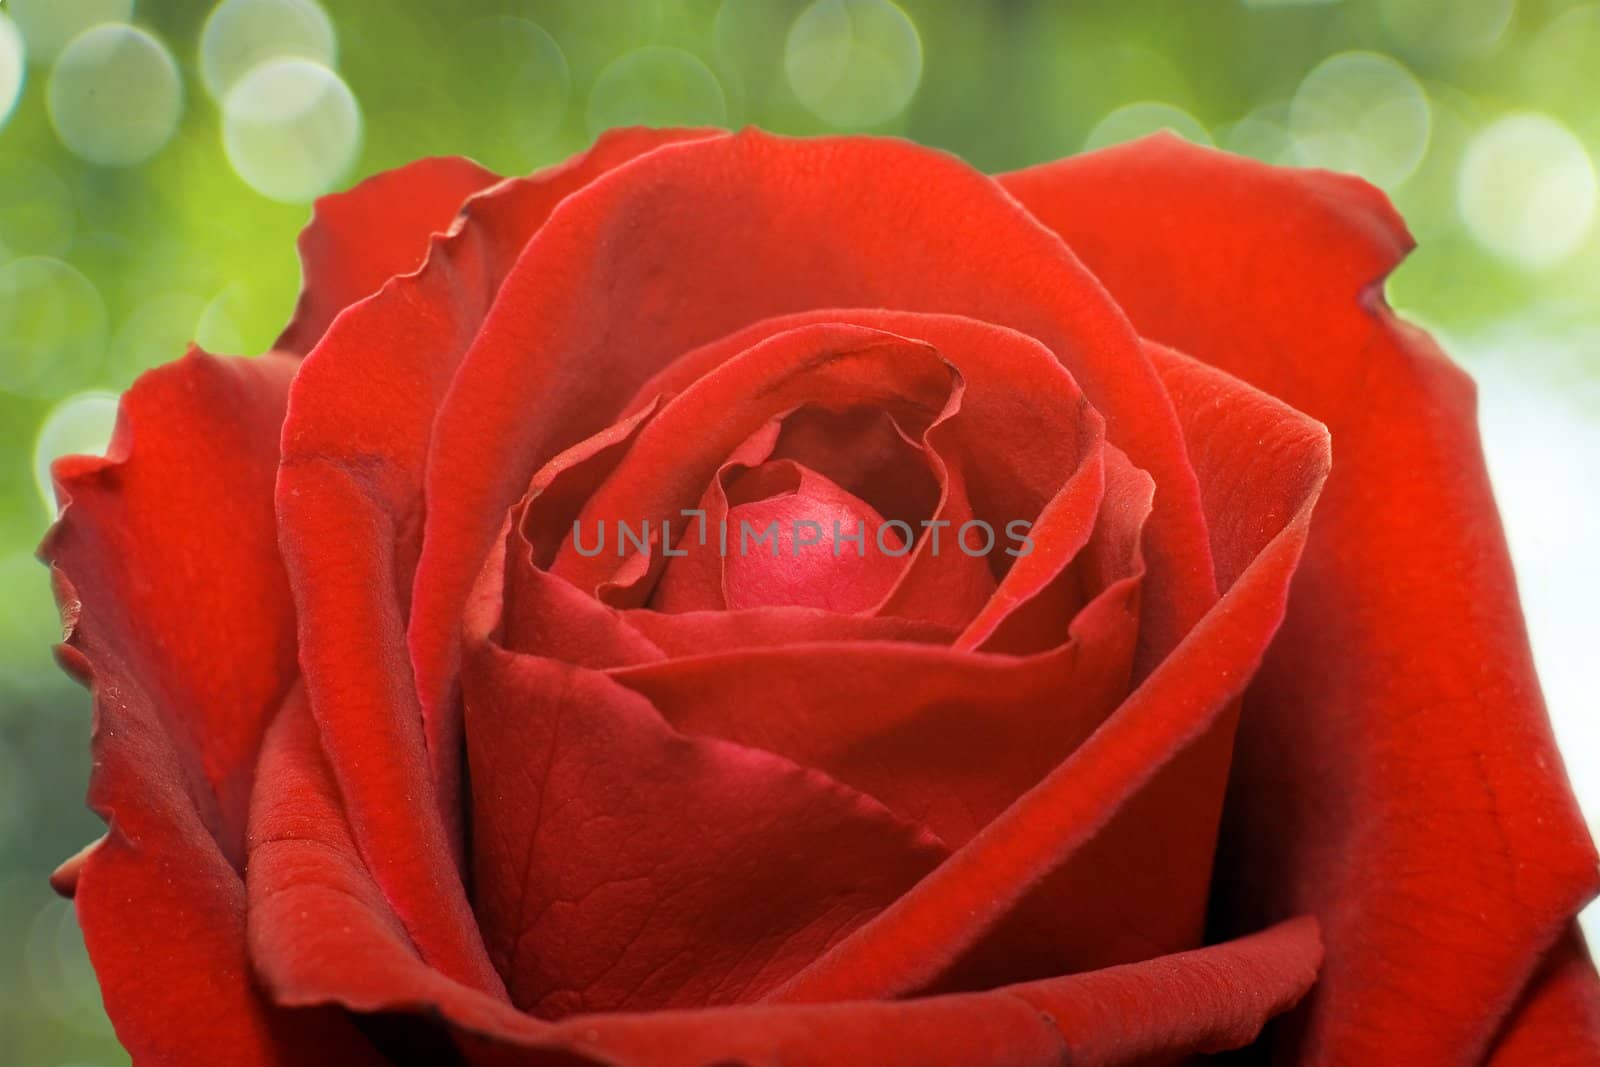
[43,129,1599,1065]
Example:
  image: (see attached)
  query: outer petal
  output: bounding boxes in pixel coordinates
[275,131,716,998]
[462,641,947,1016]
[277,156,503,354]
[772,350,1330,1002]
[248,696,1320,1067]
[1485,931,1600,1065]
[42,352,378,1065]
[1001,134,1600,1063]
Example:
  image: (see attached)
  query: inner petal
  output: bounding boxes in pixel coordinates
[719,462,906,614]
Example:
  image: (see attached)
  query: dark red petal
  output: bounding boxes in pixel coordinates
[276,131,716,995]
[643,420,785,615]
[45,351,299,860]
[613,597,1137,851]
[247,683,531,1038]
[408,130,1216,819]
[938,348,1335,998]
[406,130,728,828]
[277,156,502,354]
[710,463,907,614]
[520,917,1322,1067]
[548,322,955,596]
[599,404,1146,852]
[771,369,1329,1002]
[625,605,957,656]
[41,352,378,1065]
[463,641,946,1016]
[252,723,1318,1067]
[1002,133,1600,1063]
[1485,931,1600,1065]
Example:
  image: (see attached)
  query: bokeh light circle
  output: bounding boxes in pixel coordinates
[0,257,108,397]
[587,46,726,137]
[223,58,362,203]
[1457,113,1598,271]
[8,0,134,63]
[48,23,183,167]
[784,0,922,128]
[0,15,24,129]
[1085,102,1212,152]
[1289,51,1431,189]
[1221,104,1310,166]
[200,0,337,101]
[33,391,119,513]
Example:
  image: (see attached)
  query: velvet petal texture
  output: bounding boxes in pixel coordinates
[462,641,948,1017]
[277,155,501,354]
[275,130,715,1000]
[771,347,1330,1002]
[42,352,379,1065]
[407,130,1218,821]
[1484,932,1600,1065]
[1001,132,1600,1064]
[247,686,1321,1065]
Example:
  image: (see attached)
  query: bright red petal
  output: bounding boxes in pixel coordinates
[251,702,1319,1067]
[278,156,503,354]
[462,641,946,1016]
[1485,931,1600,1065]
[42,352,379,1065]
[276,131,718,998]
[771,352,1329,1002]
[408,130,1217,833]
[1002,133,1600,1064]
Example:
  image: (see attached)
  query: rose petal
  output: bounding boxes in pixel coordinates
[549,322,956,595]
[249,705,1319,1067]
[1002,132,1600,1063]
[709,462,908,614]
[277,156,502,354]
[564,917,1322,1067]
[463,641,948,1016]
[612,550,1142,850]
[276,131,714,994]
[1485,931,1600,1065]
[42,352,379,1065]
[408,131,1217,831]
[772,354,1330,1001]
[642,420,786,614]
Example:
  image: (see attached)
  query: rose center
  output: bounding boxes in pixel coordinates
[654,461,907,614]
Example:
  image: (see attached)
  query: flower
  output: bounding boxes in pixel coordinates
[44,128,1599,1065]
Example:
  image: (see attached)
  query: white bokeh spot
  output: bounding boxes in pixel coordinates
[1457,113,1598,271]
[48,23,183,167]
[8,0,134,64]
[0,15,25,130]
[784,0,922,129]
[1289,50,1431,189]
[223,58,362,203]
[200,0,337,101]
[32,391,119,513]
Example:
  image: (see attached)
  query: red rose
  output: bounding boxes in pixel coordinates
[44,129,1599,1065]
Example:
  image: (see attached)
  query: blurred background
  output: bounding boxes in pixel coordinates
[0,0,1595,1060]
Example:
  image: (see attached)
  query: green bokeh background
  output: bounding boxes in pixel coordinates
[2,1,1596,1061]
